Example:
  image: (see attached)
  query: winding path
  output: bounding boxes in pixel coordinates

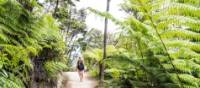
[58,72,98,88]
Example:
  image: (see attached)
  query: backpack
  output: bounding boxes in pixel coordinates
[78,63,84,71]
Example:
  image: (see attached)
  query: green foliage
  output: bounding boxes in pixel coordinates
[89,0,200,87]
[0,0,67,87]
[44,61,67,78]
[0,70,25,88]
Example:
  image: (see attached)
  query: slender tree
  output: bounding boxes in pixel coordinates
[99,0,110,86]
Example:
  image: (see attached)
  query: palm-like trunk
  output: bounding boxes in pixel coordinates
[53,0,59,16]
[99,0,110,86]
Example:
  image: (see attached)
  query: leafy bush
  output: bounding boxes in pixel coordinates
[0,70,25,88]
[0,0,67,87]
[44,61,67,78]
[88,0,200,87]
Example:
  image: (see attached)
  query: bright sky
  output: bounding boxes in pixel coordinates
[76,0,125,33]
[39,0,125,33]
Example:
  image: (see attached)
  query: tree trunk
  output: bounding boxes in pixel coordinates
[53,0,59,16]
[99,0,110,87]
[17,0,33,11]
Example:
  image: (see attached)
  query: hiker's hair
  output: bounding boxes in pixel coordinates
[77,58,83,65]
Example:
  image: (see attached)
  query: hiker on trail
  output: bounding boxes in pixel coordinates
[77,57,85,82]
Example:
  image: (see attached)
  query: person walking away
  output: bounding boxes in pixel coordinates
[77,57,85,82]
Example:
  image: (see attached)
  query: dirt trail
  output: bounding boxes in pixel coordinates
[59,72,98,88]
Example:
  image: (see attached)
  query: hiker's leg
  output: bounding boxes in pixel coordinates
[80,71,84,82]
[78,70,81,81]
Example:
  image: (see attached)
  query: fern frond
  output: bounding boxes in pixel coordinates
[161,29,200,41]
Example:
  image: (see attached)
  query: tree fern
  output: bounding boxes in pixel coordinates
[0,0,67,87]
[89,0,200,87]
[121,0,200,87]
